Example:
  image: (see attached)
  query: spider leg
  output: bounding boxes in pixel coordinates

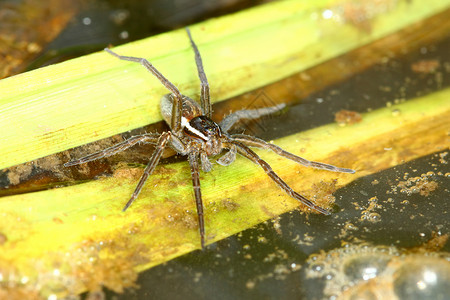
[188,151,206,249]
[216,144,237,166]
[185,28,211,118]
[104,48,183,132]
[229,141,331,215]
[230,134,355,174]
[200,152,212,172]
[122,132,171,211]
[220,104,286,133]
[168,134,189,154]
[64,134,160,166]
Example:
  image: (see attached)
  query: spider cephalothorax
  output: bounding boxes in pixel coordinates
[65,28,355,249]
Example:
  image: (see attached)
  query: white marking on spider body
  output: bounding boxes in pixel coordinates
[181,116,209,141]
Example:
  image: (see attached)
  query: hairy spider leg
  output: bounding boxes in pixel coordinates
[64,134,159,167]
[104,48,184,132]
[220,104,286,133]
[230,134,355,174]
[229,140,332,215]
[122,132,171,211]
[188,152,206,248]
[186,28,211,118]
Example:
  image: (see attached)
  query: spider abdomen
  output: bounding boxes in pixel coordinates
[160,93,203,127]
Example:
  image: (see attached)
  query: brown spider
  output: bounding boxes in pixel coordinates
[65,28,355,249]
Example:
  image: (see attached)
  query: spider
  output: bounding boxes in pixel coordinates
[65,28,355,249]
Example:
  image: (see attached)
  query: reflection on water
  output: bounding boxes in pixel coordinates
[306,242,449,300]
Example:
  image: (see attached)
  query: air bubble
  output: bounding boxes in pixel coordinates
[393,257,450,300]
[82,17,92,26]
[120,31,129,39]
[310,255,319,261]
[344,222,358,230]
[410,187,420,194]
[257,236,267,244]
[311,263,325,273]
[368,213,381,223]
[344,255,390,281]
[305,244,447,299]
